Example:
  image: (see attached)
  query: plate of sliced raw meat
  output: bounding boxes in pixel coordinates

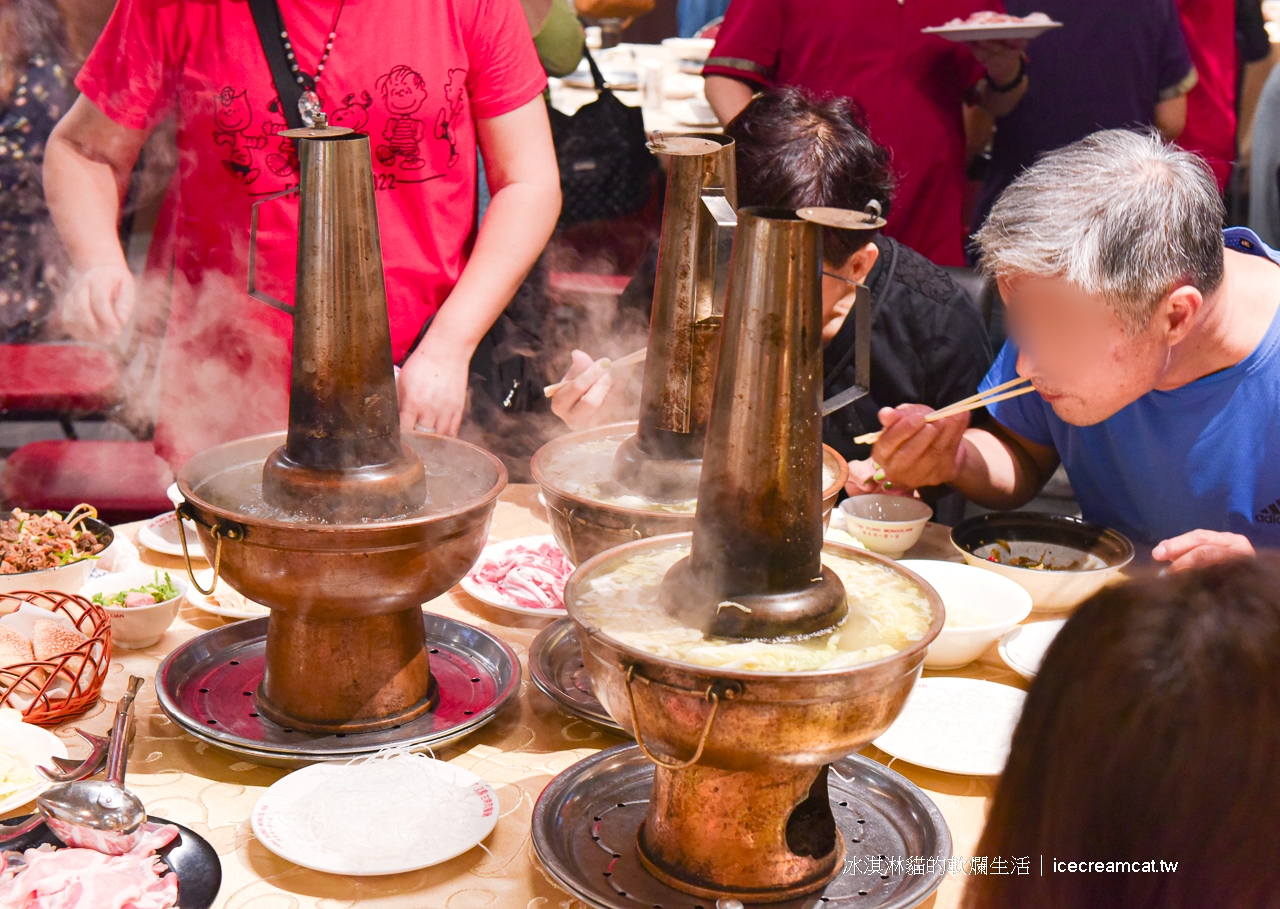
[0,816,221,909]
[460,535,574,616]
[922,10,1061,42]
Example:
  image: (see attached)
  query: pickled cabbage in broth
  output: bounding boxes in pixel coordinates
[575,542,933,672]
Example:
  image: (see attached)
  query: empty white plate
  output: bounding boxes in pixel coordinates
[137,511,202,559]
[252,751,499,876]
[872,677,1025,776]
[998,619,1066,680]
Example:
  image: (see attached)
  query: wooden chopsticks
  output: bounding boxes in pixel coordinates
[543,347,648,398]
[852,376,1035,445]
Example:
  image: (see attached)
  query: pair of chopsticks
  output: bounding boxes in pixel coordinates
[852,376,1035,445]
[543,347,647,398]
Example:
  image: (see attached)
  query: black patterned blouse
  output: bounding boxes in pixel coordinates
[0,51,73,342]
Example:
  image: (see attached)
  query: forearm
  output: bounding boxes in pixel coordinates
[949,427,1050,510]
[415,177,558,359]
[44,129,131,270]
[704,75,755,126]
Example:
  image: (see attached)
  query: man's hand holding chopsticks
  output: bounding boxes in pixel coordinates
[870,404,970,490]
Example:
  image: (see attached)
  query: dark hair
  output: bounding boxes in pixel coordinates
[723,88,895,267]
[964,558,1280,909]
[0,0,69,99]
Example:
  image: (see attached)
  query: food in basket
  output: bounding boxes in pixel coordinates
[468,541,574,610]
[32,620,88,662]
[0,507,106,575]
[91,573,180,609]
[0,626,33,665]
[940,10,1053,27]
[0,822,180,909]
[0,744,35,804]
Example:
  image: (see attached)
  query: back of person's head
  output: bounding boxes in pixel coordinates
[964,557,1280,909]
[723,88,894,266]
[973,128,1226,336]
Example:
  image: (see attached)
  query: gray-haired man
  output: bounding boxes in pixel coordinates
[869,129,1280,571]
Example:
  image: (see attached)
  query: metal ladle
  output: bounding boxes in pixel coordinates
[37,676,147,854]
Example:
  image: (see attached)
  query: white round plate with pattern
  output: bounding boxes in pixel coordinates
[872,677,1026,776]
[184,569,271,620]
[252,752,499,875]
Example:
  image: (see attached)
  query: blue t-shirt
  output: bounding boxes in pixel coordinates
[981,228,1280,549]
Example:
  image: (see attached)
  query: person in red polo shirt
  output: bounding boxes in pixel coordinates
[43,0,561,469]
[702,0,1028,267]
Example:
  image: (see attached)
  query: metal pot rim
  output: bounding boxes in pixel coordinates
[564,531,945,683]
[532,423,849,518]
[176,431,508,535]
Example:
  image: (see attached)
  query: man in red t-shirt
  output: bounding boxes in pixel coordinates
[702,0,1028,266]
[1176,0,1237,189]
[44,0,560,469]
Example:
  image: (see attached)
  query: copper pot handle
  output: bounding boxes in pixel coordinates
[248,188,298,316]
[621,663,740,770]
[174,504,242,596]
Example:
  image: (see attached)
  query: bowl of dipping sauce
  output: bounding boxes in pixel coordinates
[840,495,933,556]
[950,512,1134,613]
[899,560,1032,669]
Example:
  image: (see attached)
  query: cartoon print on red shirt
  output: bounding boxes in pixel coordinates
[375,66,428,170]
[262,99,296,178]
[434,68,466,167]
[214,87,266,184]
[331,90,373,131]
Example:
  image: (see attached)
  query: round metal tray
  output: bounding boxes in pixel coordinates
[156,614,520,766]
[532,744,951,909]
[529,618,627,737]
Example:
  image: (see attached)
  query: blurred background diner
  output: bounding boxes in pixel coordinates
[0,0,1279,524]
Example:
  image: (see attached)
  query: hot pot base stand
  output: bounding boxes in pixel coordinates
[533,744,950,909]
[156,614,520,768]
[530,618,627,737]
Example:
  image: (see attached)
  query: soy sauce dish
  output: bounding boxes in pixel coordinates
[950,513,1134,613]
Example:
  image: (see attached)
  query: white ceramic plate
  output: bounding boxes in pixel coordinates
[0,709,67,816]
[137,511,203,559]
[184,569,271,620]
[252,754,499,876]
[872,677,1025,776]
[922,20,1062,42]
[674,101,719,127]
[561,69,638,91]
[998,619,1066,680]
[460,535,571,616]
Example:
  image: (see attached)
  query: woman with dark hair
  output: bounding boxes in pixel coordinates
[966,558,1280,909]
[0,0,75,341]
[551,89,993,519]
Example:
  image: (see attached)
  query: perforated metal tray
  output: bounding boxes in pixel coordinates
[156,614,519,766]
[532,744,950,909]
[529,618,627,736]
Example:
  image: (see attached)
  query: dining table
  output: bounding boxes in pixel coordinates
[2,484,1045,909]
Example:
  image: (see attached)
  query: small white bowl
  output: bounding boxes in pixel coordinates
[840,495,933,556]
[661,37,716,62]
[81,570,187,649]
[899,560,1033,669]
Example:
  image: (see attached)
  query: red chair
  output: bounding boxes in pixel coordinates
[0,343,121,438]
[1,440,173,524]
